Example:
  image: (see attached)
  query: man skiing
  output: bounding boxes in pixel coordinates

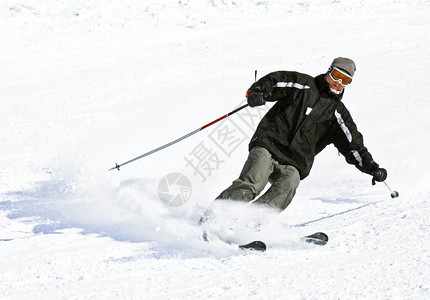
[215,57,387,211]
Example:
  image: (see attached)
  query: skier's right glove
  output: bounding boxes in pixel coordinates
[246,83,271,107]
[372,168,387,185]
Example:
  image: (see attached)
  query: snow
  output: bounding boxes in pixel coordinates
[1,0,430,298]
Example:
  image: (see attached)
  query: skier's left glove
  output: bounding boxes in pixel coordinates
[246,82,271,107]
[372,168,387,185]
[246,87,266,107]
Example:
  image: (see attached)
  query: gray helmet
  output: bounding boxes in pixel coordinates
[330,57,356,77]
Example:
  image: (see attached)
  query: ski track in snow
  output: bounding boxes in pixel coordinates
[1,0,430,299]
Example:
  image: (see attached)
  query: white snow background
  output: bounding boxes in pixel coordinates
[1,0,430,299]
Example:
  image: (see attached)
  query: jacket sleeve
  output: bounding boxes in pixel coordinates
[252,71,308,104]
[331,103,378,175]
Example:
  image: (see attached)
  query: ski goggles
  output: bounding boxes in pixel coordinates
[328,67,353,86]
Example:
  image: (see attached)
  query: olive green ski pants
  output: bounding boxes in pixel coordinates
[216,146,300,211]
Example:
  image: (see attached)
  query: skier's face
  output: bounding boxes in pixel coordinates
[326,73,346,92]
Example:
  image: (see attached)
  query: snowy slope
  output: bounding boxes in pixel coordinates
[1,0,430,299]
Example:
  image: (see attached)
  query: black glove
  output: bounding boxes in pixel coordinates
[372,168,387,185]
[246,83,270,107]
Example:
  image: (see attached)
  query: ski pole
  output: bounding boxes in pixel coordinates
[383,181,399,198]
[109,103,249,171]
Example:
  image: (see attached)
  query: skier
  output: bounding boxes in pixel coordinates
[214,57,387,211]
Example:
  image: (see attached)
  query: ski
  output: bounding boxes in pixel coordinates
[238,241,267,252]
[202,225,327,250]
[237,232,328,251]
[303,232,328,246]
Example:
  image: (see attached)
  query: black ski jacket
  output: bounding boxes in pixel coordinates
[249,71,377,180]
